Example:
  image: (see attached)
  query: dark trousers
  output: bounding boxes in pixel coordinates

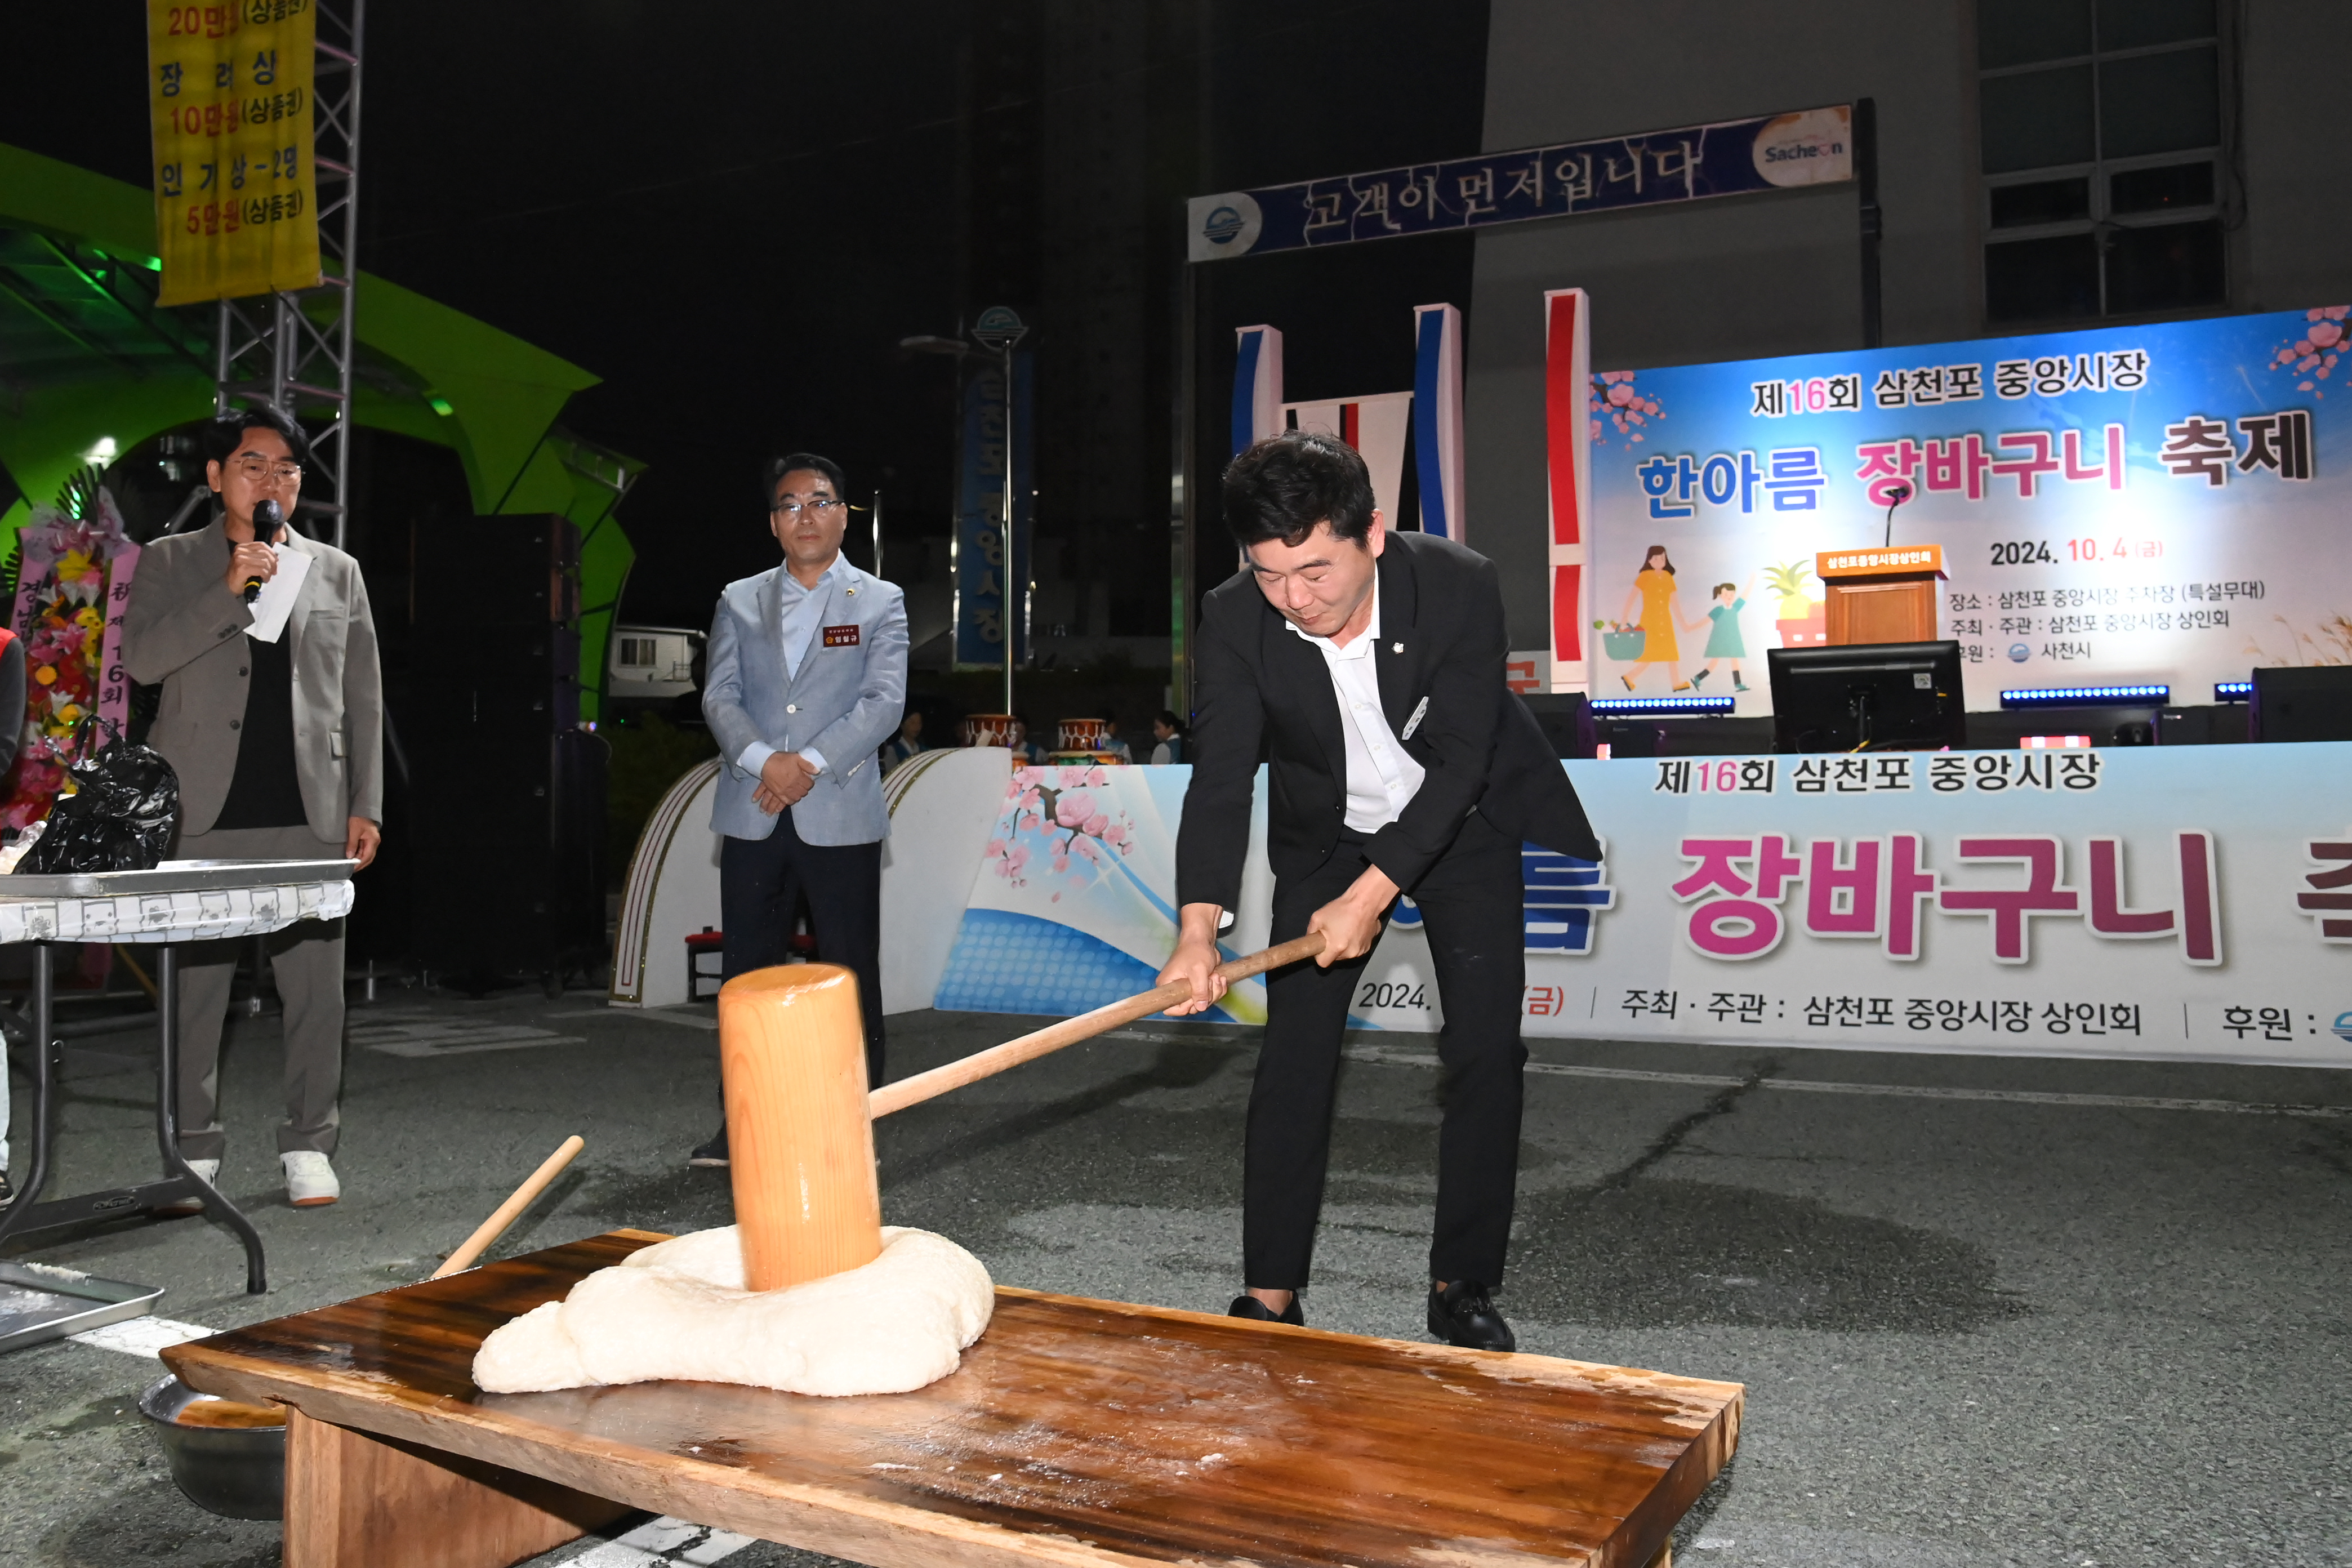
[720,808,886,1087]
[1245,810,1527,1293]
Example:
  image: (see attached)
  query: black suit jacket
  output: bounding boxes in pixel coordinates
[1175,530,1601,911]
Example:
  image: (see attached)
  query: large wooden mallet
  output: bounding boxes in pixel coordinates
[719,932,1325,1293]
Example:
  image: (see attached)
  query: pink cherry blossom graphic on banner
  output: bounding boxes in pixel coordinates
[2269,304,2347,397]
[985,765,1135,901]
[1590,369,1663,447]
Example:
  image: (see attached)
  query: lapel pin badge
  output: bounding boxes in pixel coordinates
[1391,641,1403,654]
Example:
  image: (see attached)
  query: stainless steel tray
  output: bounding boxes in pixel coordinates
[0,858,359,899]
[0,1259,166,1354]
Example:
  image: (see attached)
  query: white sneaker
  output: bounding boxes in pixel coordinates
[157,1157,220,1217]
[282,1151,340,1208]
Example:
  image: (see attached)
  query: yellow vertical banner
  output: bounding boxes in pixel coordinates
[148,1,322,309]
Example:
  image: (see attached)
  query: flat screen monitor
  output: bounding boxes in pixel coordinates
[1768,640,1967,753]
[2251,666,2352,742]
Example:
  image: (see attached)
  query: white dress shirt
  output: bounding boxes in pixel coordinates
[1285,580,1425,832]
[737,555,840,780]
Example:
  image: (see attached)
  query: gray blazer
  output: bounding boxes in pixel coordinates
[122,519,384,840]
[703,559,907,845]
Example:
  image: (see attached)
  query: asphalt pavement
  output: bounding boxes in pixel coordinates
[2,987,2347,1567]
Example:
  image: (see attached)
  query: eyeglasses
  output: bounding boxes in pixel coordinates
[771,497,844,518]
[230,455,303,484]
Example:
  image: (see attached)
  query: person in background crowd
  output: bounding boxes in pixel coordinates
[883,710,925,772]
[0,627,25,1207]
[693,452,907,1168]
[1099,715,1134,764]
[1150,709,1188,765]
[122,401,384,1212]
[1008,712,1048,765]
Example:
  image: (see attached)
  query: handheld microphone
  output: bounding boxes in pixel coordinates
[243,499,283,603]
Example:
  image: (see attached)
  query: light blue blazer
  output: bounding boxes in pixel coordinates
[702,559,908,845]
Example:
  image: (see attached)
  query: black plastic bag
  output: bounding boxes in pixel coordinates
[20,723,181,875]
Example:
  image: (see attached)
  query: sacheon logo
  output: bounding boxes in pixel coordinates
[2332,1010,2352,1044]
[1186,191,1263,261]
[1750,106,1854,188]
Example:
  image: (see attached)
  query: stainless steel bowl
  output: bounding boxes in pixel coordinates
[137,1374,285,1520]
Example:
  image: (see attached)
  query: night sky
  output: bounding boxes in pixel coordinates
[1,3,1490,629]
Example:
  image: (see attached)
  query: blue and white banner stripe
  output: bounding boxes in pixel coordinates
[1232,324,1284,459]
[1412,303,1465,541]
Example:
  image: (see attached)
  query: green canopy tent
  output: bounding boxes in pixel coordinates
[0,142,639,718]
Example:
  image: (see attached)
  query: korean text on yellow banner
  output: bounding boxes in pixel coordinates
[148,1,321,308]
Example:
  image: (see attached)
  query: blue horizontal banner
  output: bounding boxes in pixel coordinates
[1187,105,1851,262]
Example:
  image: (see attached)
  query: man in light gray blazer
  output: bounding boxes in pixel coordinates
[122,403,382,1210]
[691,452,907,1167]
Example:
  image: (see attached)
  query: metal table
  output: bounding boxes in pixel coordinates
[0,862,356,1295]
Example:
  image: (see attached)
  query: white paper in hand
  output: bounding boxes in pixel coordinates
[244,544,312,644]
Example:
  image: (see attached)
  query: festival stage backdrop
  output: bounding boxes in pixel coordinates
[930,752,2352,1068]
[1576,306,2347,710]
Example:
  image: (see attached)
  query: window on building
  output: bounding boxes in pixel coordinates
[1979,0,2226,323]
[618,638,655,667]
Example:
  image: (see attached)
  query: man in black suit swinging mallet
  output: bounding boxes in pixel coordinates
[1158,429,1601,1351]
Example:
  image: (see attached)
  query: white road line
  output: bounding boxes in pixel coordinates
[550,1007,719,1032]
[556,1516,756,1566]
[70,1315,215,1356]
[354,1021,586,1057]
[624,1009,718,1032]
[1339,1043,2352,1119]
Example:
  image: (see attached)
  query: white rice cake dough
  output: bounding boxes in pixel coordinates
[472,1225,993,1397]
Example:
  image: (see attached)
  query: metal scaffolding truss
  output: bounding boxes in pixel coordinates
[214,0,364,548]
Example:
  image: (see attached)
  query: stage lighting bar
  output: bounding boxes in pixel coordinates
[2214,681,2253,702]
[1997,684,2169,709]
[1589,695,1738,716]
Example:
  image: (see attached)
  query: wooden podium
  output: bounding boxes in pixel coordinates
[1816,545,1947,645]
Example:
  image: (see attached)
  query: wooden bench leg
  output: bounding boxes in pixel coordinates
[1644,1545,1672,1568]
[285,1409,631,1568]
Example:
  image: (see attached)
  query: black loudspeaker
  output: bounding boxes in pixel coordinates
[406,517,605,990]
[2251,667,2352,743]
[1518,692,1596,758]
[2156,705,2249,745]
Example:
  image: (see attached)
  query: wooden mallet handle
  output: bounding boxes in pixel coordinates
[868,932,1326,1119]
[431,1135,585,1279]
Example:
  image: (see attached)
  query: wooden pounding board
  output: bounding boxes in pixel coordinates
[165,1231,1740,1568]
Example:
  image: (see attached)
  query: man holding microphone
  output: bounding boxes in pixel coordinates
[123,402,383,1211]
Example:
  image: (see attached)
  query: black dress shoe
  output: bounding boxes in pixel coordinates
[1428,1280,1514,1351]
[1227,1293,1306,1327]
[687,1128,729,1168]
